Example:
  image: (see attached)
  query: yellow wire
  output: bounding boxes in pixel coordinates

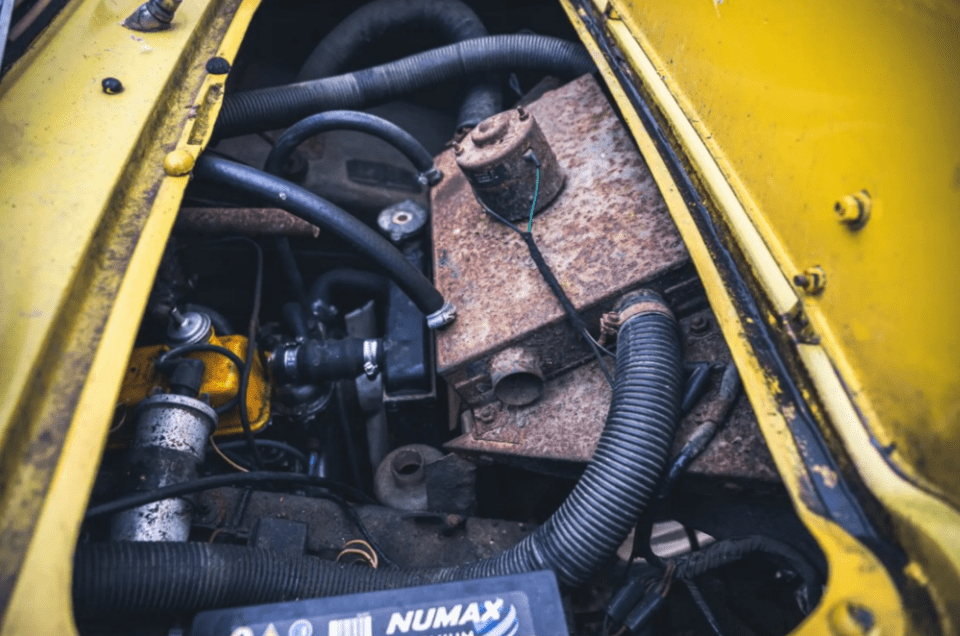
[209,435,249,472]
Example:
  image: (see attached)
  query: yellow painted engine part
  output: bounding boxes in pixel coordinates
[116,333,270,437]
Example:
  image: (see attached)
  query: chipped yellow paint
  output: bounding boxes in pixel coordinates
[561,0,960,633]
[0,0,261,632]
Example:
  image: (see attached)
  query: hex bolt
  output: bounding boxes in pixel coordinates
[517,105,529,120]
[690,315,710,335]
[834,190,871,230]
[794,266,826,295]
[475,404,498,424]
[452,141,464,156]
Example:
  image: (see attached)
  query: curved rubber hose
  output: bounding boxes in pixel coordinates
[193,155,446,317]
[215,35,594,139]
[296,0,501,130]
[263,110,439,184]
[309,269,390,318]
[75,294,683,616]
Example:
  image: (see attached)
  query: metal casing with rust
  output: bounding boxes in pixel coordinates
[433,74,690,407]
[454,107,565,222]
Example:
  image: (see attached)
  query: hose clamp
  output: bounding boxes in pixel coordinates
[426,301,457,330]
[283,345,300,382]
[418,166,443,187]
[363,340,379,379]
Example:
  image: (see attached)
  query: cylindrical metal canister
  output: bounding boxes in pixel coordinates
[111,393,216,542]
[455,106,564,222]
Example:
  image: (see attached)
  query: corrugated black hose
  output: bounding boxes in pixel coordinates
[214,34,594,139]
[295,0,502,131]
[74,291,683,617]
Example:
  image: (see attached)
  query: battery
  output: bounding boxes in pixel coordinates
[191,571,569,636]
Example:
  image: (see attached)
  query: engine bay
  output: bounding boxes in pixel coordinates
[74,1,828,634]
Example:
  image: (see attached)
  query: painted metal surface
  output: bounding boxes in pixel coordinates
[117,335,271,437]
[602,0,960,513]
[0,0,260,632]
[559,0,960,632]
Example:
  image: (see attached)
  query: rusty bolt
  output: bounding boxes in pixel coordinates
[794,266,826,295]
[834,190,871,230]
[475,404,498,423]
[690,315,710,335]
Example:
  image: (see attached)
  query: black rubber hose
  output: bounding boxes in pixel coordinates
[296,0,501,131]
[75,292,683,616]
[215,34,594,139]
[263,110,440,185]
[309,269,390,320]
[192,155,447,319]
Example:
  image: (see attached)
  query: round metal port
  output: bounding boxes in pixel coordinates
[489,347,545,407]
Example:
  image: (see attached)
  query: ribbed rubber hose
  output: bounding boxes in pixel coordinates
[192,155,447,317]
[74,295,682,616]
[263,110,439,184]
[295,0,501,131]
[215,35,594,139]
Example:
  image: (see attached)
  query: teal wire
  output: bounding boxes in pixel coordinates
[527,166,541,233]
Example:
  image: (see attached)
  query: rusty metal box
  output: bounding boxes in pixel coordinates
[431,74,690,408]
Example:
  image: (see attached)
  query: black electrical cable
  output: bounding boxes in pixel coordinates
[480,168,614,387]
[683,579,726,636]
[199,236,266,469]
[84,471,393,567]
[84,471,375,519]
[217,440,309,471]
[157,344,242,415]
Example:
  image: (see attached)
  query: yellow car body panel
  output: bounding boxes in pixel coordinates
[559,0,960,633]
[0,0,260,632]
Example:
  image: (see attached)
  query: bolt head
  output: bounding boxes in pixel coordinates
[834,190,871,229]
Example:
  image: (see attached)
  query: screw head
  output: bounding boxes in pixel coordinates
[794,266,826,295]
[101,77,124,94]
[834,190,871,230]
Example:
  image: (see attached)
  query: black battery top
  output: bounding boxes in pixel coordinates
[191,570,569,636]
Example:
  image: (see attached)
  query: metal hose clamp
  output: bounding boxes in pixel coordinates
[426,301,457,330]
[418,166,443,187]
[363,340,379,379]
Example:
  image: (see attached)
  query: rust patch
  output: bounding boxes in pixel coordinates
[175,207,320,237]
[446,308,780,484]
[432,74,689,407]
